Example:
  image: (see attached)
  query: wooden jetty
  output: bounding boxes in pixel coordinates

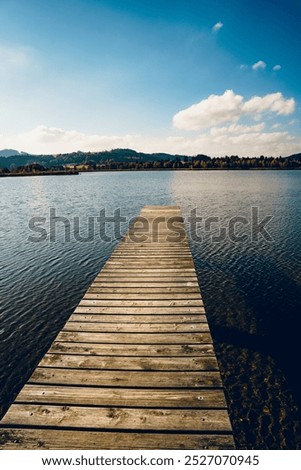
[0,206,234,449]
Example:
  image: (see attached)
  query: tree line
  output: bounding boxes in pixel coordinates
[0,155,300,175]
[77,155,301,170]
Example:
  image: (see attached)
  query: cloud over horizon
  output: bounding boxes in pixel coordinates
[173,90,295,131]
[1,121,300,159]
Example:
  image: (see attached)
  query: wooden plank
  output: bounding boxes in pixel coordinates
[104,262,195,267]
[0,428,235,450]
[102,265,195,279]
[15,385,226,408]
[93,281,200,287]
[49,343,215,356]
[1,404,232,432]
[103,252,192,256]
[62,322,210,333]
[39,354,218,371]
[123,234,187,237]
[110,253,193,257]
[74,306,206,314]
[122,241,189,244]
[115,243,189,247]
[112,254,192,258]
[96,273,198,278]
[78,300,203,307]
[56,331,212,344]
[83,293,201,300]
[123,241,187,244]
[87,287,201,293]
[29,368,223,388]
[69,314,208,323]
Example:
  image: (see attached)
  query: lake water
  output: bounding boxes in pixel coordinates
[0,170,300,449]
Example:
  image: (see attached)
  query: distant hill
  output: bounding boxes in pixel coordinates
[0,148,206,169]
[286,153,301,161]
[0,149,29,158]
[0,147,300,170]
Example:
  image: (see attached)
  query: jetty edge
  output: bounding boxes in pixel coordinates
[0,205,234,450]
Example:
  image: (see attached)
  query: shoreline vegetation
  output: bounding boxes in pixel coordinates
[1,167,301,177]
[0,169,79,177]
[0,152,301,176]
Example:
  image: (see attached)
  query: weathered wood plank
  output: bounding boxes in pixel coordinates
[69,314,208,323]
[1,405,232,432]
[102,265,195,279]
[104,263,195,268]
[0,428,235,450]
[110,254,193,258]
[83,293,201,300]
[56,331,212,344]
[15,385,226,408]
[79,300,203,307]
[39,354,218,371]
[106,253,193,260]
[62,322,209,333]
[90,275,199,289]
[112,250,192,255]
[29,368,223,388]
[74,306,206,314]
[88,287,201,293]
[93,274,197,279]
[122,240,189,244]
[49,343,215,356]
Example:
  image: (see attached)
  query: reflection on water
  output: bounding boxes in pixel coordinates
[0,170,300,449]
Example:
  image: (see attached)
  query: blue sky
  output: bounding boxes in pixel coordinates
[0,0,300,156]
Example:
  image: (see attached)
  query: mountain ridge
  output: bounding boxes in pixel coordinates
[0,147,300,169]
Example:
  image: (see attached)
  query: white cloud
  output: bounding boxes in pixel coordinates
[252,60,267,70]
[273,64,282,71]
[0,126,142,154]
[242,92,295,115]
[1,124,300,158]
[212,22,223,32]
[173,90,244,130]
[173,90,295,131]
[163,130,301,157]
[240,64,248,70]
[209,123,265,137]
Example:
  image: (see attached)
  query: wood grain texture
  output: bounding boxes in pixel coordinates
[69,314,208,323]
[49,342,215,356]
[62,321,210,333]
[0,428,235,449]
[39,354,218,370]
[28,368,223,388]
[56,331,213,344]
[2,404,232,431]
[15,385,226,408]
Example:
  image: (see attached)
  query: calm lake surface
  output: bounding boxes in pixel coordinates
[0,170,300,449]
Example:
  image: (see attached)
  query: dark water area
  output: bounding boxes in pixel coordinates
[0,170,300,449]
